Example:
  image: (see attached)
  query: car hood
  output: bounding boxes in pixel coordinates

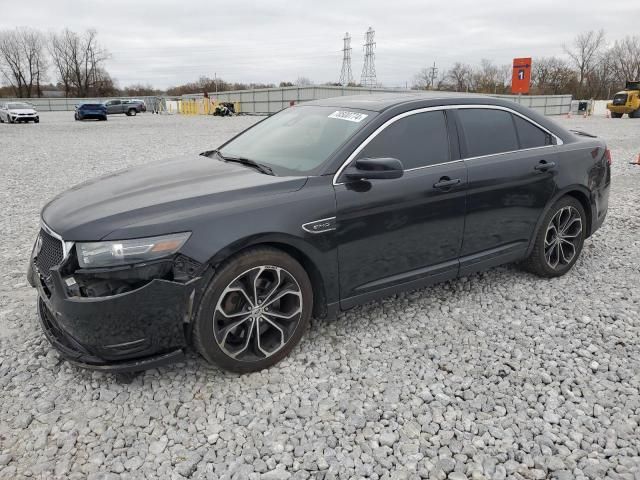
[42,154,308,241]
[10,108,37,114]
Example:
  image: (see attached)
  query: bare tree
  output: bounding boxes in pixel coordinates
[609,36,640,86]
[295,77,313,86]
[123,83,161,96]
[532,57,577,95]
[446,62,472,92]
[49,29,110,97]
[0,28,47,97]
[412,68,432,89]
[49,29,73,96]
[471,59,510,94]
[564,29,606,97]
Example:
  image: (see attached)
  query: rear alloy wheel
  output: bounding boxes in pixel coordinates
[193,248,313,372]
[522,196,586,277]
[127,109,137,116]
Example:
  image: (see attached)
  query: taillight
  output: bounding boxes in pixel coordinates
[604,148,612,165]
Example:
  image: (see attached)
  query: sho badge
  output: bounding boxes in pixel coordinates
[302,217,336,234]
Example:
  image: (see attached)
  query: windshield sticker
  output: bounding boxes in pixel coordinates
[328,111,368,122]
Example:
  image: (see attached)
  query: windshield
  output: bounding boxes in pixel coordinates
[8,103,31,109]
[219,105,375,175]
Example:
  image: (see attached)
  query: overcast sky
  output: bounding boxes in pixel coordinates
[3,0,639,89]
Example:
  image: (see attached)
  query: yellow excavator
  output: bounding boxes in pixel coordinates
[607,81,640,118]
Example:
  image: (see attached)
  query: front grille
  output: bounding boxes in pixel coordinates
[34,229,64,274]
[613,94,628,105]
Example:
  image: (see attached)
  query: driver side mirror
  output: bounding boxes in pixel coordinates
[344,157,404,181]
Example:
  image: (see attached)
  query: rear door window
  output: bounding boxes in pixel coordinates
[457,109,519,157]
[357,111,450,169]
[513,115,554,148]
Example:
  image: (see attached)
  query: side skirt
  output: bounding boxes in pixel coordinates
[337,242,528,312]
[459,242,528,277]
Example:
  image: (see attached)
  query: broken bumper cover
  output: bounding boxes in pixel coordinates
[32,261,199,373]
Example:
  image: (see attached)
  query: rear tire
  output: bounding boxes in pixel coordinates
[630,109,640,119]
[522,196,586,278]
[192,247,313,373]
[34,118,39,123]
[127,109,136,116]
[611,112,623,118]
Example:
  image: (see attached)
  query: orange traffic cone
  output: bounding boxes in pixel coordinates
[566,111,572,119]
[631,153,640,165]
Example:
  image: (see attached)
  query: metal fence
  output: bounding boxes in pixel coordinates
[3,87,572,116]
[183,87,572,116]
[490,94,572,116]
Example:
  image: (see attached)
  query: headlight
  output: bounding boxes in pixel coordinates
[76,232,191,268]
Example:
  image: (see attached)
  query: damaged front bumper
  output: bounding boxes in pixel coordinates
[29,249,203,373]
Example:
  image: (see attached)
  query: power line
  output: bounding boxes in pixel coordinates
[339,32,353,86]
[360,27,376,87]
[428,61,438,89]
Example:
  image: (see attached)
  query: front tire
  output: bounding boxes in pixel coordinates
[127,109,136,116]
[522,196,586,277]
[611,112,623,118]
[193,247,313,373]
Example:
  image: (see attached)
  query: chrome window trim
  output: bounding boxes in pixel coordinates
[332,104,563,186]
[41,220,74,260]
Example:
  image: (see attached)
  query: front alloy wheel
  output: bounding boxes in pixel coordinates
[193,247,312,372]
[213,266,303,361]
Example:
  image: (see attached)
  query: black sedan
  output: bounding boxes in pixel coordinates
[29,94,611,373]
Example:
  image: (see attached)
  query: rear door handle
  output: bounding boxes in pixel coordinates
[433,177,461,190]
[534,160,556,172]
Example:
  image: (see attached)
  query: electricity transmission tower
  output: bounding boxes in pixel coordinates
[339,32,353,86]
[360,27,377,87]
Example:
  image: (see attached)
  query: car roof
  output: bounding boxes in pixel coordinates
[303,91,575,144]
[303,92,500,112]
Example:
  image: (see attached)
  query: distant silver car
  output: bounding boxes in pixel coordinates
[0,102,39,123]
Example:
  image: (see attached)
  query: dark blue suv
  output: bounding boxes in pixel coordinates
[75,103,107,121]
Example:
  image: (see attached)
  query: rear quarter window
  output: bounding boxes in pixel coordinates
[457,109,519,157]
[513,114,554,148]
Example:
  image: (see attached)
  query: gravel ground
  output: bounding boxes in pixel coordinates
[0,111,639,480]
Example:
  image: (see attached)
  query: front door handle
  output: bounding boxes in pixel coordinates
[534,160,556,172]
[433,177,461,190]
